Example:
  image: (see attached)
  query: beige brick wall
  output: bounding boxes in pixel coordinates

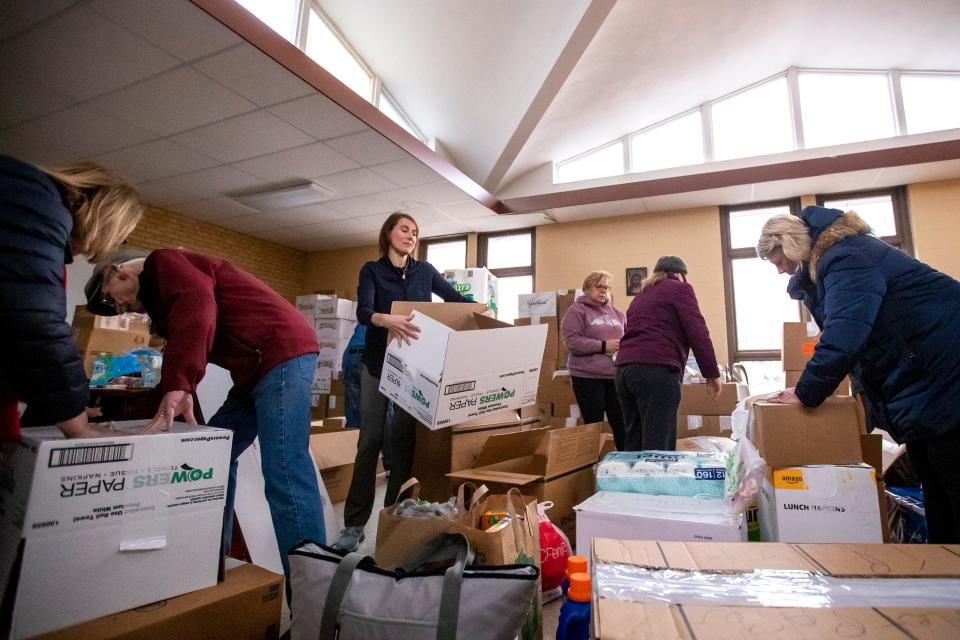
[126,206,306,301]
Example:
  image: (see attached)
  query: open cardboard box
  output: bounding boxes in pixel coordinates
[378,302,547,429]
[308,428,360,503]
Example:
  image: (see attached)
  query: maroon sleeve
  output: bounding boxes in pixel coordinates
[561,304,602,355]
[150,253,217,393]
[674,282,720,379]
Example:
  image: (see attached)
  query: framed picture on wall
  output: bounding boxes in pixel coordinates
[625,267,647,296]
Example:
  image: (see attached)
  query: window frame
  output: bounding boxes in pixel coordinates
[816,186,913,256]
[418,233,469,268]
[477,228,536,281]
[720,197,802,363]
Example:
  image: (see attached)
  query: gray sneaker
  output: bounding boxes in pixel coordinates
[332,526,366,552]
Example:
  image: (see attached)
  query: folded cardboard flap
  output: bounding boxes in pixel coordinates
[308,430,359,470]
[463,422,601,480]
[390,301,491,330]
[797,543,960,578]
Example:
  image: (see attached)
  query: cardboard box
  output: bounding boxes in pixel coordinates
[598,433,616,459]
[517,291,558,319]
[575,491,746,556]
[75,326,151,355]
[785,370,851,395]
[378,302,547,429]
[591,538,960,640]
[72,305,151,334]
[0,422,233,639]
[295,294,355,320]
[750,396,865,468]
[411,411,527,501]
[676,414,732,438]
[309,428,359,503]
[678,382,739,416]
[759,464,882,543]
[782,321,820,370]
[35,562,282,640]
[312,317,356,342]
[443,268,498,315]
[447,423,601,528]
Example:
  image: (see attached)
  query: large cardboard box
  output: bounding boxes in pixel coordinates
[35,561,283,640]
[676,413,732,438]
[0,422,233,639]
[447,423,601,531]
[72,305,151,334]
[750,396,865,468]
[295,294,355,320]
[785,370,852,395]
[378,302,547,429]
[309,428,360,503]
[591,538,960,640]
[575,491,746,556]
[411,411,528,501]
[443,268,498,315]
[678,382,739,416]
[782,321,820,370]
[517,291,558,319]
[75,326,151,354]
[759,463,882,543]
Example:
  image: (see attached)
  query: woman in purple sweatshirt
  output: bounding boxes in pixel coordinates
[561,271,627,449]
[615,256,721,451]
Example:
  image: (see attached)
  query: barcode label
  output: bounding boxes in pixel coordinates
[385,353,404,372]
[49,443,133,467]
[444,380,476,395]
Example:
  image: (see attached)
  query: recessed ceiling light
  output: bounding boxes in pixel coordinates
[230,181,334,211]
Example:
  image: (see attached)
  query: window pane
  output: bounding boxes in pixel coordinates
[739,361,788,396]
[235,0,299,43]
[425,240,466,273]
[729,205,793,250]
[820,195,897,237]
[486,233,532,269]
[732,257,800,351]
[380,91,422,140]
[902,74,960,134]
[306,9,372,100]
[497,276,533,324]
[712,76,794,161]
[799,72,895,148]
[630,111,704,173]
[557,142,623,183]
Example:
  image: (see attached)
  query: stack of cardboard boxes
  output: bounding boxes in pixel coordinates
[71,305,152,376]
[295,294,357,420]
[782,321,851,394]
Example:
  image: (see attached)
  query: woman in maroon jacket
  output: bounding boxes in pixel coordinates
[615,256,721,451]
[86,248,323,588]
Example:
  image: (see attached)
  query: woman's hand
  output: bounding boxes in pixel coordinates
[706,376,722,401]
[374,312,421,345]
[144,390,197,434]
[766,387,803,404]
[605,338,620,354]
[56,411,119,438]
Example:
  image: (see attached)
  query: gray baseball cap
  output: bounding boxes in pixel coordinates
[654,255,688,275]
[84,248,150,316]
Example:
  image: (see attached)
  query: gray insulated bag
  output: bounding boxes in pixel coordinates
[289,533,539,640]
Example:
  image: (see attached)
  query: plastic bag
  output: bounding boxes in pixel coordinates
[725,399,767,512]
[537,502,571,591]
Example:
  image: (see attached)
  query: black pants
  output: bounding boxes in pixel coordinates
[906,427,960,543]
[571,376,626,451]
[342,366,416,528]
[615,363,681,451]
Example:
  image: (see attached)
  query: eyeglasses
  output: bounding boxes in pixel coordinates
[100,292,118,311]
[593,285,611,292]
[100,265,121,311]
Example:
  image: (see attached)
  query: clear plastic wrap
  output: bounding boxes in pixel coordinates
[594,562,960,609]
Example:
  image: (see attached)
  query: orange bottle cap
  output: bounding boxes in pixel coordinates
[567,572,591,602]
[566,556,588,576]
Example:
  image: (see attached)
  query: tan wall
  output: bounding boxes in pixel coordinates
[908,178,960,279]
[126,206,306,301]
[302,244,379,298]
[535,206,729,364]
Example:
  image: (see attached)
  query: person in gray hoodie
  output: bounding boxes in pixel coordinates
[561,270,627,449]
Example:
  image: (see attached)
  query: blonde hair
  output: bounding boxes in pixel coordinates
[40,162,143,263]
[582,270,612,291]
[756,214,811,263]
[640,271,670,292]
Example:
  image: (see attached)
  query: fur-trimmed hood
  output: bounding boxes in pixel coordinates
[804,206,872,281]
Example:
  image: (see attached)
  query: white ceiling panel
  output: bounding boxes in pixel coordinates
[92,138,219,181]
[324,130,409,166]
[419,219,475,238]
[138,165,269,203]
[91,0,241,62]
[194,44,315,107]
[90,66,257,136]
[133,181,197,208]
[171,197,258,222]
[171,110,315,163]
[268,94,369,141]
[9,103,157,157]
[260,204,345,228]
[0,130,76,167]
[327,231,381,249]
[368,158,441,187]
[313,167,398,199]
[370,205,451,227]
[312,218,374,236]
[407,180,474,206]
[0,72,76,128]
[437,200,498,219]
[0,4,179,100]
[0,0,81,41]
[324,188,419,217]
[232,141,359,182]
[216,214,283,234]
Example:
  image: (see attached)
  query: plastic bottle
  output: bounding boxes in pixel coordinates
[560,555,587,598]
[556,572,591,640]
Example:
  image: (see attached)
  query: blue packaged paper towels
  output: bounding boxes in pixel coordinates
[595,451,728,498]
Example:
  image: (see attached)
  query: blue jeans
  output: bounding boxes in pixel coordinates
[214,353,325,586]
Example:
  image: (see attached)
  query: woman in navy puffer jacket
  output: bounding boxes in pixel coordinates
[758,205,960,543]
[0,155,142,443]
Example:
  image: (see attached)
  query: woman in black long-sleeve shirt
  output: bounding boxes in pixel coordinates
[333,212,467,552]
